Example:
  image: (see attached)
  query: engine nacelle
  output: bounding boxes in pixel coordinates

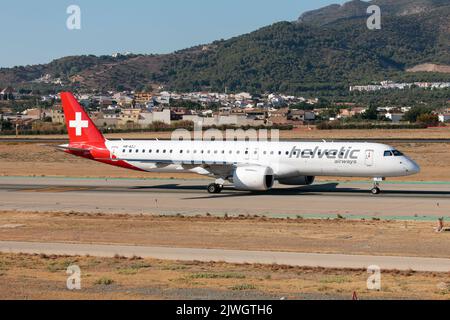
[278,176,315,186]
[233,166,274,191]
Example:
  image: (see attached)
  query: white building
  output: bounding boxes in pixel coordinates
[138,109,171,126]
[438,114,450,123]
[234,92,252,100]
[385,113,404,123]
[182,114,261,127]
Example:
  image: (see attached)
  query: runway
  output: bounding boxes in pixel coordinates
[1,240,449,272]
[0,177,449,219]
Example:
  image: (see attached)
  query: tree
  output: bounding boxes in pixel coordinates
[416,113,439,127]
[0,119,13,131]
[403,106,433,123]
[361,105,378,120]
[290,102,314,110]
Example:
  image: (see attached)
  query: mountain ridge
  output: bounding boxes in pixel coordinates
[1,0,449,95]
[298,0,450,26]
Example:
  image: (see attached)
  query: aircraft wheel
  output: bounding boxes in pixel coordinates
[371,187,381,195]
[207,183,221,194]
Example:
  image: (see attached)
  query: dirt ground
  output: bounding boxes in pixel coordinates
[1,213,449,300]
[0,141,449,181]
[1,125,450,140]
[0,253,449,300]
[0,142,197,180]
[0,212,449,259]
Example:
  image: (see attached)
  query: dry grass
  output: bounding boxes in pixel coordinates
[0,252,449,300]
[0,211,449,258]
[0,142,199,179]
[1,125,449,140]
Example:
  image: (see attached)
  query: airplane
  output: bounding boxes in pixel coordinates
[58,92,420,195]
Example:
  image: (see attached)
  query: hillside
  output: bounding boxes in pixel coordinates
[161,0,450,94]
[406,63,450,73]
[0,0,449,96]
[298,0,450,25]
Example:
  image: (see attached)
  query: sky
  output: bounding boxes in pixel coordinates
[0,0,347,68]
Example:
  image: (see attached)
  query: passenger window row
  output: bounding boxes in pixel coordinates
[120,149,351,157]
[121,149,297,156]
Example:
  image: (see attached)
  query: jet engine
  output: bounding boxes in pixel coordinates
[232,166,274,191]
[278,176,315,186]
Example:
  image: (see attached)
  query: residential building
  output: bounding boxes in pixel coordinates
[182,114,262,127]
[92,111,119,128]
[0,87,15,100]
[234,92,252,100]
[246,109,268,121]
[50,108,65,124]
[134,92,153,106]
[438,113,450,123]
[385,112,405,123]
[269,108,289,124]
[338,107,366,118]
[118,109,141,126]
[23,108,44,120]
[288,110,316,122]
[113,93,134,107]
[138,109,171,126]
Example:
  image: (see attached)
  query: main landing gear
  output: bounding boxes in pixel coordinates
[207,179,225,194]
[207,183,223,194]
[371,177,384,195]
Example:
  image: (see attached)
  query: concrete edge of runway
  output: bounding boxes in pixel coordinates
[1,175,449,221]
[1,241,449,273]
[1,175,450,185]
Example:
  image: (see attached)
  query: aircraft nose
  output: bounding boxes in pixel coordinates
[405,159,420,174]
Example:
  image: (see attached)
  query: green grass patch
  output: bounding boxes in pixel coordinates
[319,276,351,284]
[189,272,246,279]
[229,283,256,291]
[161,265,188,271]
[46,259,78,273]
[94,277,114,285]
[117,268,138,275]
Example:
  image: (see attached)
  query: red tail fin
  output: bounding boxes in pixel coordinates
[60,92,105,146]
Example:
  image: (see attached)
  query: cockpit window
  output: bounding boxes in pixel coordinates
[392,150,404,156]
[384,150,404,157]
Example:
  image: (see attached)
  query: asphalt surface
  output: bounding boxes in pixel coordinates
[0,177,449,219]
[1,240,449,272]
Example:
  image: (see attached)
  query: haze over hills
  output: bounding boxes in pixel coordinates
[1,0,449,96]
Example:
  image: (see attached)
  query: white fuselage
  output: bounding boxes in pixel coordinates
[104,140,420,179]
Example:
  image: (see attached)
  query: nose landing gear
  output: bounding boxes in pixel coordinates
[371,177,384,195]
[371,186,381,195]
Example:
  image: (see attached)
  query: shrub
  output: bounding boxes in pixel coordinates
[229,284,256,291]
[94,277,114,285]
[317,121,427,130]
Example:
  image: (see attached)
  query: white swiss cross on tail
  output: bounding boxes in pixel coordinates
[69,112,88,136]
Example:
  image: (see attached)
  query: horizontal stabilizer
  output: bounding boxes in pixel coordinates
[53,144,91,153]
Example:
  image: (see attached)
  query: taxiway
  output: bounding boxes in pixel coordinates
[0,177,449,219]
[1,240,450,272]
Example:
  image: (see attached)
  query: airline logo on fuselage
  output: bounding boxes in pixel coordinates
[289,146,360,160]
